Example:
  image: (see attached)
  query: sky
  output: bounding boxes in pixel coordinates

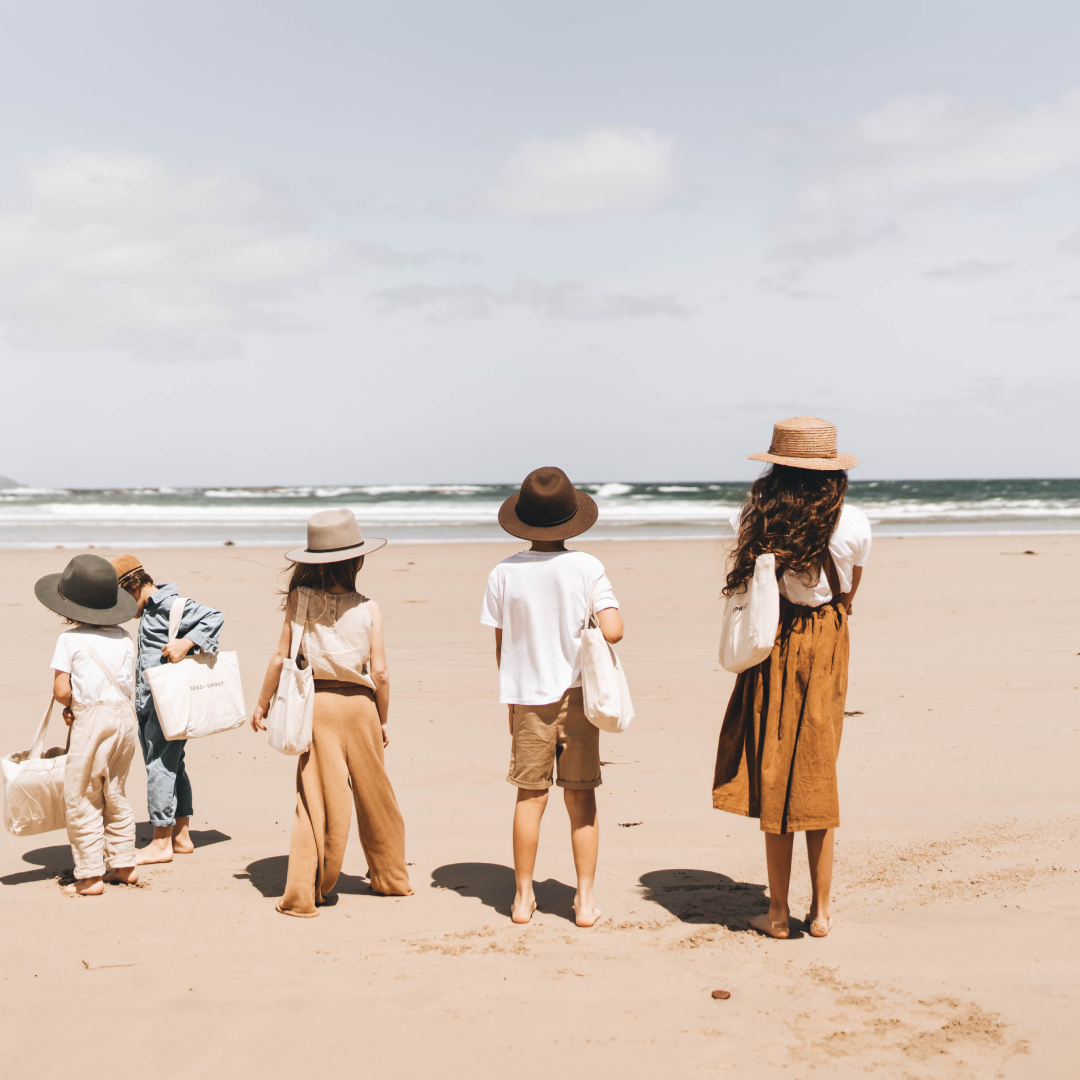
[0,0,1078,486]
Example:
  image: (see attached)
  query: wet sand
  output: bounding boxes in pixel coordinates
[1,536,1077,1078]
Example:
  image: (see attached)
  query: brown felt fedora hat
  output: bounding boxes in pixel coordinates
[35,554,138,625]
[285,508,387,564]
[749,416,858,471]
[498,467,598,541]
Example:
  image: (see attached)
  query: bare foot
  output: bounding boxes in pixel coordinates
[573,902,602,928]
[511,896,537,924]
[748,913,790,939]
[136,836,174,865]
[64,876,104,896]
[104,866,139,885]
[805,910,833,937]
[172,818,194,855]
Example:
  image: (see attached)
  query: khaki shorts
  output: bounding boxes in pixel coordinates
[508,686,602,790]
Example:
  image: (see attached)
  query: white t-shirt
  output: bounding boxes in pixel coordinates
[480,549,619,706]
[729,503,872,607]
[50,627,135,704]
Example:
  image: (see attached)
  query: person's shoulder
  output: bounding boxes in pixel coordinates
[563,549,606,574]
[840,503,871,536]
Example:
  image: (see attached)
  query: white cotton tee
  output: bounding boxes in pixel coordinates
[50,626,135,704]
[729,502,872,608]
[480,549,619,706]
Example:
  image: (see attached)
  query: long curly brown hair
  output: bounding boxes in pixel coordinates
[723,465,848,596]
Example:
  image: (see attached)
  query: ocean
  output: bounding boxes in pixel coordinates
[0,479,1077,548]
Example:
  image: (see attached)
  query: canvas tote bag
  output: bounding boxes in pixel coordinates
[2,698,69,836]
[719,553,780,673]
[265,587,314,755]
[146,596,246,740]
[580,579,634,733]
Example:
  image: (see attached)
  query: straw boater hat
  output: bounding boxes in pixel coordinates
[749,416,858,471]
[498,467,598,541]
[286,508,387,564]
[35,554,138,625]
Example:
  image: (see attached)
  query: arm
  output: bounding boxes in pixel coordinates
[597,607,623,644]
[164,598,224,662]
[841,566,863,616]
[368,601,390,748]
[494,629,512,733]
[250,594,295,731]
[53,671,74,725]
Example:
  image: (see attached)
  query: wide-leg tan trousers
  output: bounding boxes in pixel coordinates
[64,699,138,879]
[278,684,411,917]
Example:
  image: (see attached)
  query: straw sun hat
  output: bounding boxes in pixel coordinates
[749,416,858,471]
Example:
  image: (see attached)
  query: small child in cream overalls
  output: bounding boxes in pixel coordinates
[36,554,141,896]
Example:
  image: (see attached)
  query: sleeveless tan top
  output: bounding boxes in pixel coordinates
[296,587,376,690]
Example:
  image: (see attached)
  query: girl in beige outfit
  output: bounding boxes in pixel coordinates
[252,509,412,917]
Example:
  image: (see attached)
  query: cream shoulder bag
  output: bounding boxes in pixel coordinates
[580,579,634,733]
[2,698,69,836]
[146,597,246,740]
[719,553,780,673]
[266,587,314,755]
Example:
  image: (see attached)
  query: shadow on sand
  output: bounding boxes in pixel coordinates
[431,862,577,922]
[1,826,233,886]
[639,868,800,935]
[236,855,370,900]
[135,823,231,849]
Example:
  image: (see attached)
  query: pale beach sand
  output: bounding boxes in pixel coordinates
[1,536,1077,1078]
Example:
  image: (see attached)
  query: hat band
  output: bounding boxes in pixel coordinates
[770,446,838,459]
[517,506,578,529]
[307,539,366,554]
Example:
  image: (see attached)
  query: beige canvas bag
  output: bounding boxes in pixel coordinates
[2,698,70,836]
[145,596,246,740]
[265,587,314,755]
[580,579,634,733]
[719,553,780,673]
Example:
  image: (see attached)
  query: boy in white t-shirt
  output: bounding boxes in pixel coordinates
[35,555,140,896]
[481,467,624,927]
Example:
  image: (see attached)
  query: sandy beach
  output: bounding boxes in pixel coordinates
[0,535,1077,1079]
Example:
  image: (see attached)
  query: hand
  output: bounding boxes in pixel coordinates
[381,723,389,749]
[62,706,75,726]
[508,704,514,735]
[161,638,194,664]
[251,702,268,732]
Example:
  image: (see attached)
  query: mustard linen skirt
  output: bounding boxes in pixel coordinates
[712,599,849,834]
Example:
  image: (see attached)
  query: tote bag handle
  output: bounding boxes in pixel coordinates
[28,698,59,760]
[167,595,189,643]
[289,587,310,665]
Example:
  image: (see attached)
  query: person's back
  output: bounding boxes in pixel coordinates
[481,467,623,928]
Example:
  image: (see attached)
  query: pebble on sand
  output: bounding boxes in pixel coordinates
[711,989,731,1000]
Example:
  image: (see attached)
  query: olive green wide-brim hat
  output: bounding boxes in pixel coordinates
[35,554,138,625]
[749,416,858,471]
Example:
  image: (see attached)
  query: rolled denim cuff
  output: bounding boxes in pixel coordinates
[185,629,218,655]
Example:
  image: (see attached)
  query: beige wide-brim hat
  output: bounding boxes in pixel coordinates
[285,508,387,564]
[749,416,858,471]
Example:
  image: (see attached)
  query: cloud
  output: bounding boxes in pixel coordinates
[1058,229,1080,255]
[921,259,1010,280]
[482,127,681,220]
[767,88,1080,267]
[0,150,426,360]
[371,278,690,322]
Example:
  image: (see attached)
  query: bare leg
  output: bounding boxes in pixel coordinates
[64,875,104,896]
[563,788,600,926]
[171,817,194,854]
[511,788,548,923]
[805,828,834,934]
[103,865,139,885]
[136,825,175,864]
[749,832,794,938]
